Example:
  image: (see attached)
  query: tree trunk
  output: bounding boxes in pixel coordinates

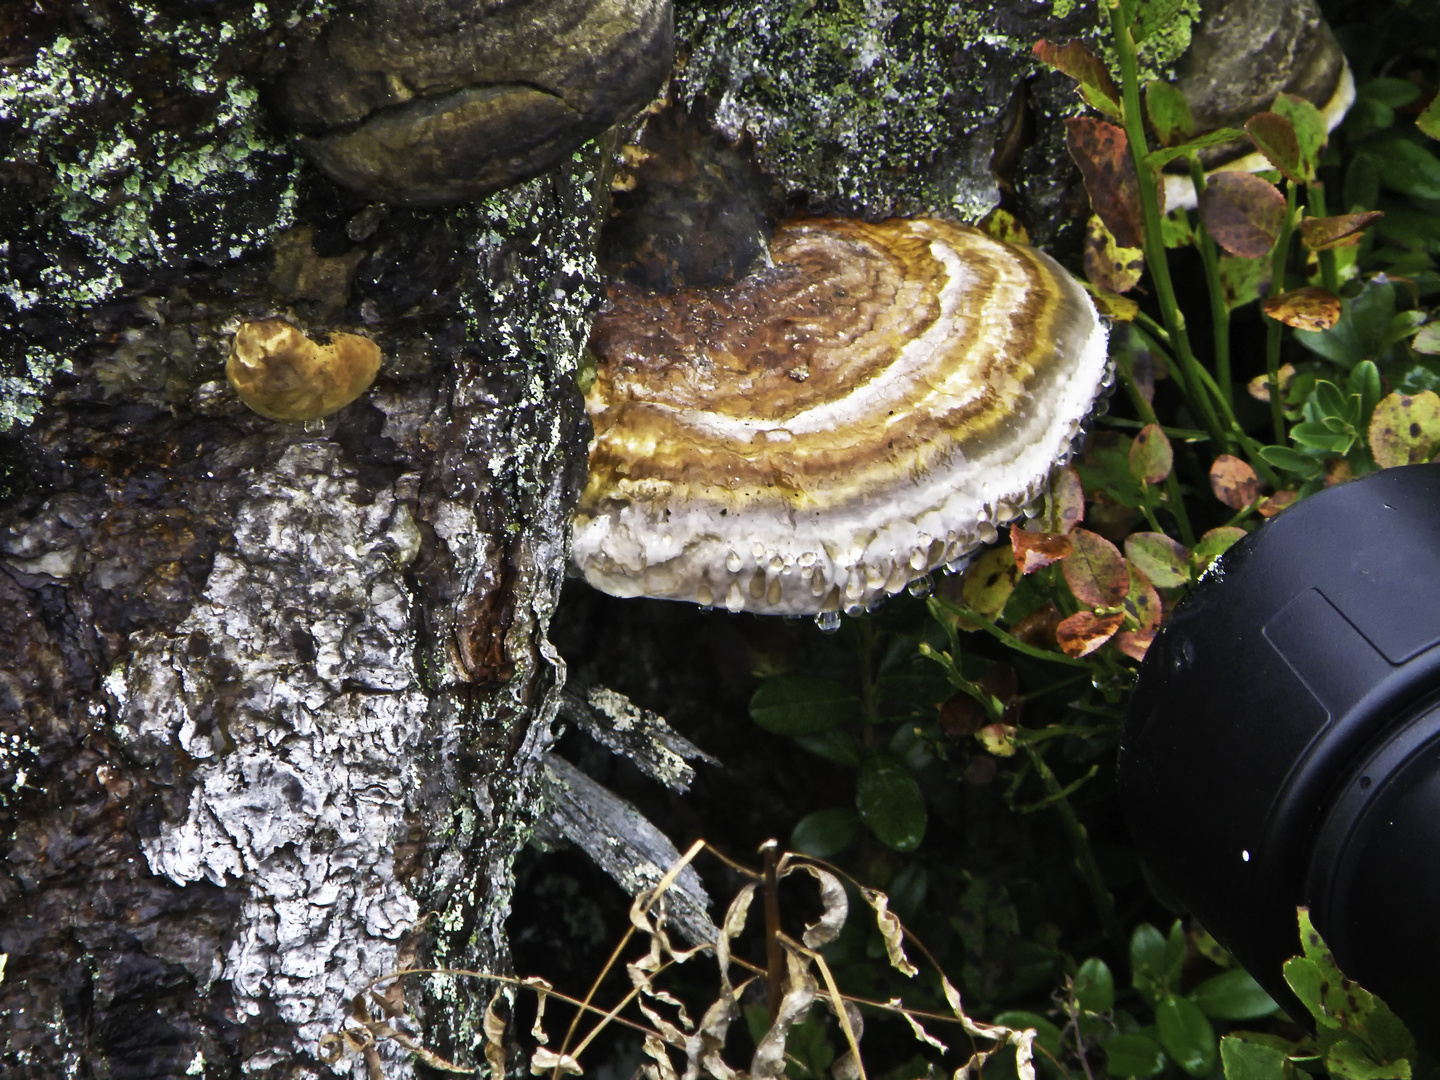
[0,0,1109,1075]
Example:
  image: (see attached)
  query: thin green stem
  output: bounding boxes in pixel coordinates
[1265,181,1301,443]
[1115,346,1196,545]
[1188,154,1232,405]
[928,599,1092,668]
[1023,741,1127,957]
[1106,0,1229,452]
[1307,181,1340,294]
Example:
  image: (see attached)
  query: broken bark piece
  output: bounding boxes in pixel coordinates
[572,217,1109,617]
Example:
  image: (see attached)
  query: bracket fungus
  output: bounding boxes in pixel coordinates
[227,318,381,422]
[572,217,1110,618]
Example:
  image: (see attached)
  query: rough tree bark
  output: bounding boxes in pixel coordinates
[0,0,1115,1076]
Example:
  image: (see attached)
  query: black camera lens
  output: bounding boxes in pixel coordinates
[1119,463,1440,1048]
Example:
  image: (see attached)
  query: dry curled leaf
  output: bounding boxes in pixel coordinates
[859,887,918,977]
[1299,211,1384,251]
[1056,610,1126,658]
[1209,454,1261,509]
[1263,286,1342,331]
[531,1048,584,1075]
[1062,529,1130,608]
[1012,528,1072,574]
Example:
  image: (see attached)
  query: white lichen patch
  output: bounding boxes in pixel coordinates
[107,441,427,1075]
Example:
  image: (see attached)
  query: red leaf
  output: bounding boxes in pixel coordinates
[1057,610,1125,658]
[1245,111,1305,184]
[1065,117,1150,250]
[1198,172,1287,258]
[1209,454,1260,509]
[1062,528,1130,608]
[1012,528,1073,574]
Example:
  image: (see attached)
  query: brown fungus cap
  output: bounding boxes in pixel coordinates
[572,217,1110,616]
[226,318,381,422]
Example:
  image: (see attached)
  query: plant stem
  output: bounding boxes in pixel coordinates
[1308,181,1340,294]
[1024,741,1127,957]
[1187,154,1233,405]
[1106,0,1229,452]
[1116,346,1196,544]
[1265,181,1301,443]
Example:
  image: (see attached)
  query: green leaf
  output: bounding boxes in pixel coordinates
[1145,80,1194,146]
[1366,138,1440,200]
[1220,1036,1288,1080]
[1258,444,1324,477]
[1129,423,1174,484]
[1291,421,1354,455]
[1075,956,1115,1013]
[855,755,926,852]
[792,730,862,767]
[1327,1037,1411,1080]
[1382,311,1429,350]
[1292,909,1417,1061]
[1273,93,1327,181]
[1419,95,1440,141]
[1345,153,1381,211]
[750,675,861,736]
[1131,921,1183,1003]
[790,808,861,859]
[1103,1033,1168,1079]
[1124,532,1191,589]
[1294,281,1397,366]
[1359,77,1423,109]
[1156,995,1218,1078]
[1193,527,1248,573]
[1314,379,1349,420]
[993,1011,1063,1058]
[1144,128,1247,169]
[1189,970,1279,1021]
[1349,361,1383,425]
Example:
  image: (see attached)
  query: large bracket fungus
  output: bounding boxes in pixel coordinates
[572,217,1109,618]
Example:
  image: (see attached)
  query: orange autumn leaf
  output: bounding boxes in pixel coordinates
[1057,610,1126,658]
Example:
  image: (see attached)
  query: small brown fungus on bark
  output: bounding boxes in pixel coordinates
[572,217,1110,617]
[226,318,382,421]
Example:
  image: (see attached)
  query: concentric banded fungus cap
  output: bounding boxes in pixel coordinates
[572,217,1109,616]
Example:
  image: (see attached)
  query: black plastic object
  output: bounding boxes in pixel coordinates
[1119,464,1440,1048]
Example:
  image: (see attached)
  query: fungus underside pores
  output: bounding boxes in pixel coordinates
[572,217,1110,619]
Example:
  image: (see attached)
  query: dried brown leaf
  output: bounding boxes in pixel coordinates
[859,887,918,977]
[751,949,818,1080]
[485,995,510,1080]
[1033,40,1122,118]
[643,1035,680,1080]
[1209,454,1260,509]
[531,1048,584,1075]
[1012,528,1072,574]
[1299,211,1384,251]
[780,859,849,948]
[1056,610,1125,658]
[1263,286,1342,331]
[893,999,948,1052]
[1066,117,1150,249]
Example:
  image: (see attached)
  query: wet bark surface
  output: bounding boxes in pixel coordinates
[0,1,1106,1076]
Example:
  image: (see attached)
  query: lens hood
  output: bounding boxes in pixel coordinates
[1119,463,1440,1046]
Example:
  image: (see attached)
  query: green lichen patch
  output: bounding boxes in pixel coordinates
[674,0,1101,222]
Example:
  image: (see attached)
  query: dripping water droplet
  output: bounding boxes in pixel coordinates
[303,417,326,435]
[814,610,842,633]
[907,575,933,598]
